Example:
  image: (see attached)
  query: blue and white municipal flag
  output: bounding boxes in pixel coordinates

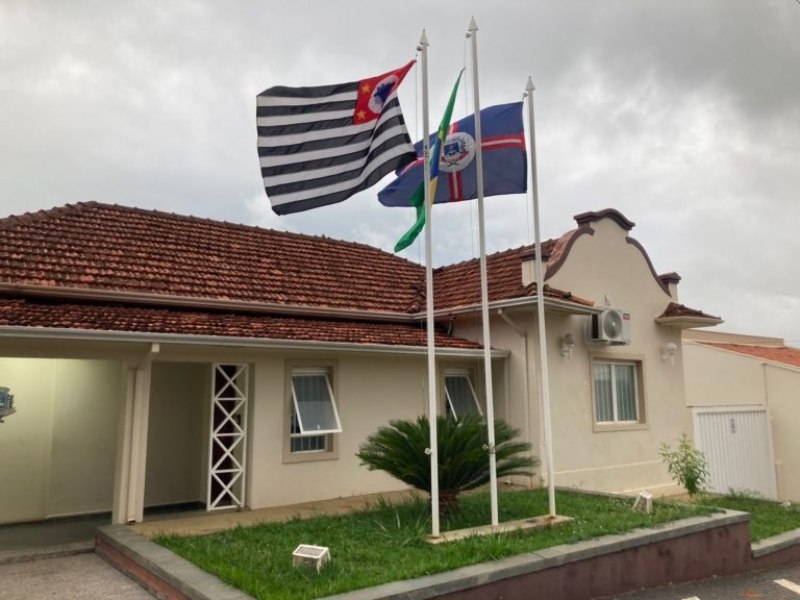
[378,102,527,207]
[257,61,417,215]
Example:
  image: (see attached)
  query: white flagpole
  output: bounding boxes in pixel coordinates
[419,30,440,538]
[525,77,556,517]
[468,17,499,527]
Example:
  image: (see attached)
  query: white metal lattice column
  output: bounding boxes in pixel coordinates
[208,364,249,510]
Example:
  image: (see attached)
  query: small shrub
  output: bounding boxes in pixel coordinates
[726,488,764,500]
[659,433,709,496]
[357,414,537,514]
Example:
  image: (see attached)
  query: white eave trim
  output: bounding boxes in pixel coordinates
[655,316,724,329]
[0,326,509,358]
[429,296,600,318]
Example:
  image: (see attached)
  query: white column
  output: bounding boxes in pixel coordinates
[111,365,134,525]
[111,344,158,524]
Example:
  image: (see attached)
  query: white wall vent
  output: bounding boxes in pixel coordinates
[587,308,631,344]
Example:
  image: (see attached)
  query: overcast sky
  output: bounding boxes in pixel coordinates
[1,0,798,344]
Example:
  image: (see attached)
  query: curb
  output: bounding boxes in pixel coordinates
[752,527,800,558]
[98,510,749,600]
[96,525,254,600]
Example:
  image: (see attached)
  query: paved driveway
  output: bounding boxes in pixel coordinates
[617,563,800,600]
[0,553,153,600]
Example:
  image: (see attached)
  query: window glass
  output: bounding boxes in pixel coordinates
[593,363,614,422]
[615,364,638,421]
[444,374,481,420]
[292,373,341,434]
[290,410,327,452]
[593,361,641,424]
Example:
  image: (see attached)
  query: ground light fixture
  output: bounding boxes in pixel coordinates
[632,491,653,514]
[292,544,330,572]
[0,387,14,423]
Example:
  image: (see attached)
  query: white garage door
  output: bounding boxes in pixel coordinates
[692,405,777,499]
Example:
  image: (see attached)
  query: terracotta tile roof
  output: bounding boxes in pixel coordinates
[432,242,593,311]
[0,202,425,314]
[0,296,481,349]
[0,202,590,316]
[659,302,720,320]
[702,342,800,369]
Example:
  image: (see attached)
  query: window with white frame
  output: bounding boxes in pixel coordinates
[444,371,482,420]
[592,360,643,424]
[290,368,342,454]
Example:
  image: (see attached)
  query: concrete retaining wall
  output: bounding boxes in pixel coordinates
[96,510,800,600]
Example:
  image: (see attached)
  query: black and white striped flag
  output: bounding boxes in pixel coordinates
[257,61,417,215]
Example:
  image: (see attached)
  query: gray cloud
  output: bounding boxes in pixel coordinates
[1,0,798,343]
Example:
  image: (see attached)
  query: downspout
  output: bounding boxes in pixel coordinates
[497,309,536,487]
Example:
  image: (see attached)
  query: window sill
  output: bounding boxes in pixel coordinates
[592,422,648,433]
[282,450,339,464]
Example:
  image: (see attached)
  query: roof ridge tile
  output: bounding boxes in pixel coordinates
[0,201,99,230]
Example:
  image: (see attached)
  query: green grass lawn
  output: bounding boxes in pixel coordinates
[693,493,800,542]
[155,489,712,600]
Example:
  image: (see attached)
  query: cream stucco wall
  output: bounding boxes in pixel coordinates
[0,359,56,523]
[145,362,209,507]
[247,351,439,509]
[544,219,688,494]
[454,217,689,497]
[433,315,513,423]
[48,360,122,517]
[0,358,122,524]
[2,347,515,522]
[0,357,212,524]
[683,342,767,406]
[452,312,540,485]
[683,340,800,501]
[767,365,800,501]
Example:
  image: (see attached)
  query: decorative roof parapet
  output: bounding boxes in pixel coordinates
[574,208,635,231]
[659,272,682,300]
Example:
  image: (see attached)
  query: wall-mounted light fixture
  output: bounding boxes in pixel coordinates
[0,387,15,423]
[560,333,576,359]
[662,342,678,365]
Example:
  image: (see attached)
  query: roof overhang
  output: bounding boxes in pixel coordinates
[655,316,724,330]
[0,282,599,323]
[429,296,601,319]
[0,283,414,323]
[0,326,509,359]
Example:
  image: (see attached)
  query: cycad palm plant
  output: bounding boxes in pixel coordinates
[357,414,537,514]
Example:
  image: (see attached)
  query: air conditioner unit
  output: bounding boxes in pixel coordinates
[588,308,631,344]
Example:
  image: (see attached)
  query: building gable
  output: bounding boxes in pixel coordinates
[545,209,674,314]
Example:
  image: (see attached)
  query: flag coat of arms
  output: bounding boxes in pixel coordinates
[378,102,527,207]
[258,61,416,215]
